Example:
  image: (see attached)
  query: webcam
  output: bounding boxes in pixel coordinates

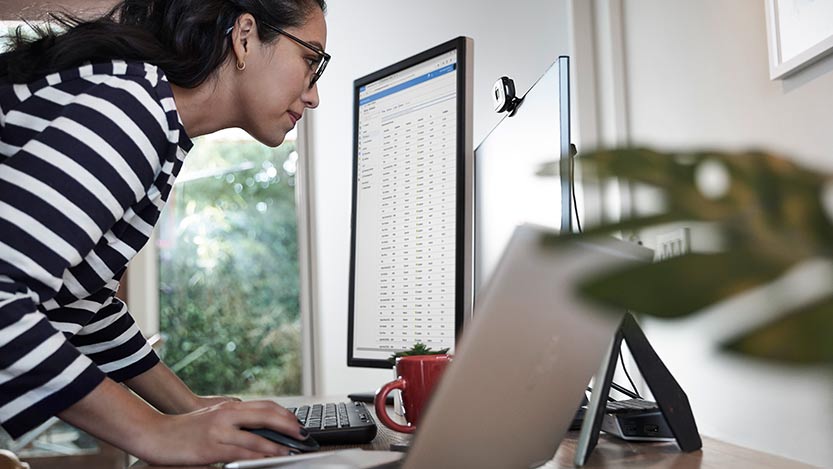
[493,76,521,115]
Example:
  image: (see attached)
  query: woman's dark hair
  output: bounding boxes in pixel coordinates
[0,0,326,88]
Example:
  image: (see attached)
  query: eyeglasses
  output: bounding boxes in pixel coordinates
[262,23,330,89]
[226,22,330,89]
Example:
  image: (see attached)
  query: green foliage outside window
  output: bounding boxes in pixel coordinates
[158,136,302,396]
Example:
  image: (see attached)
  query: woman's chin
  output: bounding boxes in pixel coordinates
[250,130,286,148]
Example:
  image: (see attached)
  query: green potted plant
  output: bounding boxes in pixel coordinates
[538,147,833,365]
[388,342,450,366]
[386,342,450,415]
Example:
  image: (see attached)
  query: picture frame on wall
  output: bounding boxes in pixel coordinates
[765,0,833,80]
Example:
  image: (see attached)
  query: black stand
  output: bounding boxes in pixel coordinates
[348,391,394,406]
[574,313,702,466]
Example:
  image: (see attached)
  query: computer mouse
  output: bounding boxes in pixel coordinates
[244,428,321,453]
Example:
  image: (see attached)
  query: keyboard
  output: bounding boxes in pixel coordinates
[286,401,378,445]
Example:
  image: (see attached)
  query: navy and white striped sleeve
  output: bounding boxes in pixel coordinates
[67,285,160,383]
[0,71,173,438]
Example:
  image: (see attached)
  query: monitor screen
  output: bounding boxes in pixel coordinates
[474,57,571,292]
[348,37,473,368]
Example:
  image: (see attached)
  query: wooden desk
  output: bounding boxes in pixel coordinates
[550,435,817,469]
[134,396,818,469]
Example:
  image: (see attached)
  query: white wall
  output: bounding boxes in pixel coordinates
[611,0,833,466]
[624,0,833,165]
[308,0,569,397]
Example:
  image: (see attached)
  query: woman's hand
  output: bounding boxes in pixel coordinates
[60,379,309,466]
[138,399,309,465]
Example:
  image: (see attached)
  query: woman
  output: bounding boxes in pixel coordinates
[0,0,328,464]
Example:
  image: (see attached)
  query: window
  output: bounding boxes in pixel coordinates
[157,128,307,396]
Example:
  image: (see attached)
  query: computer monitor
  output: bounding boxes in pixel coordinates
[474,57,571,292]
[347,37,474,369]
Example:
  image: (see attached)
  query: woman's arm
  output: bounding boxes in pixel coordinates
[59,377,307,465]
[124,360,238,414]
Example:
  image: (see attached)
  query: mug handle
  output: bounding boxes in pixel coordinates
[375,378,414,434]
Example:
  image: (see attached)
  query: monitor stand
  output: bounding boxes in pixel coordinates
[348,391,394,406]
[574,313,702,466]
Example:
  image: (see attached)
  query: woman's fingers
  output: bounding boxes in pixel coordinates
[231,399,296,417]
[222,407,307,440]
[219,428,294,456]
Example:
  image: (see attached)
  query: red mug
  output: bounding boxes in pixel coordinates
[374,354,452,433]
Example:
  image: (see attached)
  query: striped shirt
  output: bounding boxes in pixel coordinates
[0,60,192,438]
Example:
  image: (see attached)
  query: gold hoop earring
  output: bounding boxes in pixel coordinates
[236,61,246,71]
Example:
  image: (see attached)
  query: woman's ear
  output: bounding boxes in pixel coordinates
[231,13,257,67]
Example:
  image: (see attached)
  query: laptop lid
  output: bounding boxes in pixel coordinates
[402,224,653,469]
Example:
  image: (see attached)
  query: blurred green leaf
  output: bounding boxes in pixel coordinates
[722,296,833,364]
[541,214,682,246]
[578,251,790,318]
[541,147,833,364]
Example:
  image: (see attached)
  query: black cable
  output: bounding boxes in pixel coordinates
[609,381,640,400]
[586,381,639,403]
[570,144,582,233]
[570,146,641,402]
[586,386,617,403]
[619,346,641,399]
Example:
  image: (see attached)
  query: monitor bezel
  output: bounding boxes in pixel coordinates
[347,37,473,369]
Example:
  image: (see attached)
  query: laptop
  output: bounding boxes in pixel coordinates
[399,224,652,469]
[231,224,653,469]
